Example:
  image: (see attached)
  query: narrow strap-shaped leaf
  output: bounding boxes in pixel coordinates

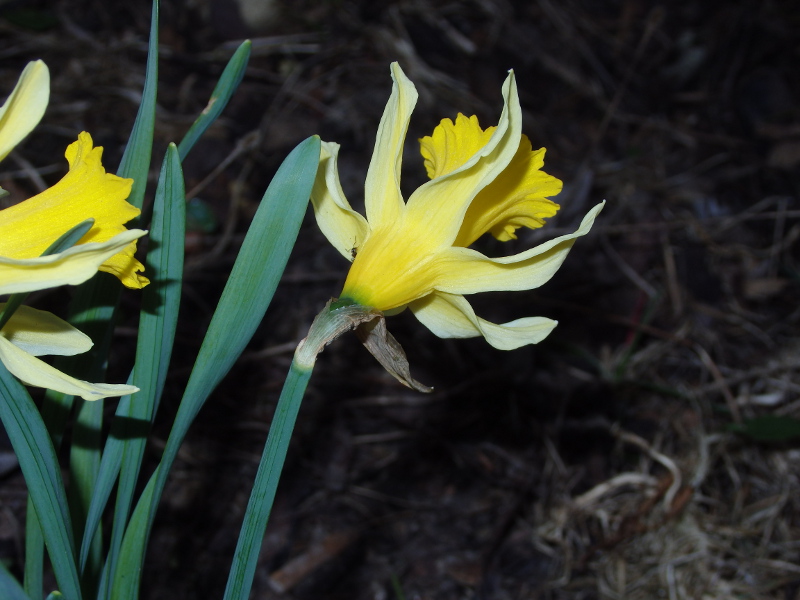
[20,0,158,590]
[224,360,313,600]
[0,559,31,600]
[22,497,43,598]
[98,145,185,600]
[24,388,74,595]
[43,219,96,256]
[15,218,95,598]
[81,145,185,575]
[109,467,157,597]
[69,398,104,597]
[78,388,130,572]
[117,0,159,210]
[177,40,251,162]
[0,368,81,600]
[46,3,159,588]
[111,135,320,600]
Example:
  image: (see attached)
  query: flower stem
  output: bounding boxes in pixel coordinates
[223,358,313,600]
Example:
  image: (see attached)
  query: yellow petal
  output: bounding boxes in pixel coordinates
[0,132,148,288]
[311,142,370,261]
[454,137,562,247]
[433,202,604,295]
[410,291,557,349]
[0,60,49,162]
[0,229,146,296]
[341,218,442,310]
[340,70,525,312]
[419,114,495,179]
[363,62,418,231]
[0,305,92,356]
[403,69,522,250]
[0,336,138,401]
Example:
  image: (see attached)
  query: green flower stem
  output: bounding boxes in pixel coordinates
[223,299,381,600]
[223,358,313,600]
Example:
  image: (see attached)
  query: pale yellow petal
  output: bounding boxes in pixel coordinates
[410,291,558,350]
[311,142,370,261]
[363,62,418,230]
[432,202,604,295]
[340,70,526,311]
[419,114,495,179]
[0,229,146,295]
[0,60,49,162]
[0,336,138,401]
[454,137,562,247]
[0,132,148,288]
[404,69,522,249]
[0,305,91,356]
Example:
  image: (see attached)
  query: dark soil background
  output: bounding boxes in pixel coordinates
[1,1,799,599]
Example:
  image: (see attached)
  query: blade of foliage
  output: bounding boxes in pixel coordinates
[81,145,184,573]
[44,218,96,255]
[52,1,159,583]
[99,145,185,600]
[0,368,81,600]
[224,360,313,600]
[22,498,43,598]
[14,217,97,597]
[0,560,30,600]
[69,398,104,597]
[20,1,159,593]
[79,386,130,572]
[117,0,159,210]
[177,40,251,161]
[111,135,320,600]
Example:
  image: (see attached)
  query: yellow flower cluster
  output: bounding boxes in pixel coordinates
[0,61,147,400]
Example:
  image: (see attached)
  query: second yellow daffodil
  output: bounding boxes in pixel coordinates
[0,60,147,400]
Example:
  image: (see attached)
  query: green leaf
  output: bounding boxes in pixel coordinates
[0,368,81,600]
[112,135,320,600]
[117,0,159,210]
[177,40,251,161]
[78,387,130,573]
[18,0,159,593]
[94,145,186,600]
[729,415,800,443]
[0,558,31,600]
[69,398,104,596]
[42,219,96,257]
[22,498,43,598]
[42,1,160,593]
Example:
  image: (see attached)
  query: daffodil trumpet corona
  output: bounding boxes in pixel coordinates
[306,62,603,390]
[0,61,146,400]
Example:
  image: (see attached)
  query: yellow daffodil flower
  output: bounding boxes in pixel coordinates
[310,62,603,352]
[0,132,149,292]
[0,60,146,399]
